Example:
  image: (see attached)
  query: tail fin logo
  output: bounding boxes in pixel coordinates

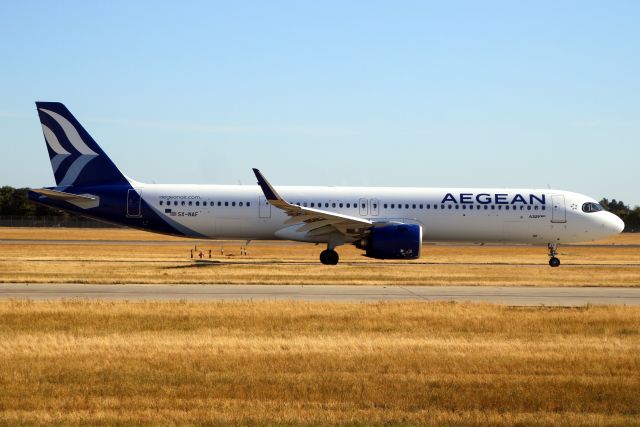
[39,108,98,186]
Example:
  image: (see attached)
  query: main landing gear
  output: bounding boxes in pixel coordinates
[320,248,339,265]
[548,243,560,267]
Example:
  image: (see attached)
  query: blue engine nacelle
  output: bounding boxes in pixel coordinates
[358,223,422,259]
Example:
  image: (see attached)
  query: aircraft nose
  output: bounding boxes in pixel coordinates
[607,213,625,235]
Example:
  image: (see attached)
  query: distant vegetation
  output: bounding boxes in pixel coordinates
[0,186,66,217]
[1,185,639,231]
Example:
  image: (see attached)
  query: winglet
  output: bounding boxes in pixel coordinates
[252,168,282,202]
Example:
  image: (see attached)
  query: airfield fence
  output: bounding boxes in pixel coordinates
[0,216,125,228]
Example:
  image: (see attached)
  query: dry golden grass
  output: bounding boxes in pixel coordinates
[0,300,638,425]
[0,228,639,286]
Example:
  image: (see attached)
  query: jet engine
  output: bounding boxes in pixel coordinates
[356,223,422,259]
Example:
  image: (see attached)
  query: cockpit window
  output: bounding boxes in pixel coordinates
[582,202,604,213]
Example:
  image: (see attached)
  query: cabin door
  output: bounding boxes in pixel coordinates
[126,189,142,218]
[258,196,271,218]
[551,195,566,223]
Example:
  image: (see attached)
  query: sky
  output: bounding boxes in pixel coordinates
[1,1,639,205]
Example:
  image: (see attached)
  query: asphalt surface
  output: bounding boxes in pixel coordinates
[0,283,639,306]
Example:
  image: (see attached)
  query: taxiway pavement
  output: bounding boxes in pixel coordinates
[1,283,639,306]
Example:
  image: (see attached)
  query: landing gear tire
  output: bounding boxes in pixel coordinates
[320,249,339,265]
[547,243,560,268]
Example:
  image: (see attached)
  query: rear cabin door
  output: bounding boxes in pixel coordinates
[359,198,368,216]
[551,194,566,223]
[258,196,271,218]
[126,189,142,218]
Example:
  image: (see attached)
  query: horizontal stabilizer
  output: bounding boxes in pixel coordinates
[30,188,100,209]
[31,188,96,201]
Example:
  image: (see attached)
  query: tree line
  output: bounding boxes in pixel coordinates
[0,186,68,217]
[1,185,639,231]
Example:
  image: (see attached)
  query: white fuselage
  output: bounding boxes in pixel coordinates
[136,184,624,244]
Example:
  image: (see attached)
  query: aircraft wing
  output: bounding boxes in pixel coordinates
[252,168,373,239]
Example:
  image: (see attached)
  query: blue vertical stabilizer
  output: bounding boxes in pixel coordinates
[35,102,129,187]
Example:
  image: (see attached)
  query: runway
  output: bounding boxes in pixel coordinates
[1,283,639,306]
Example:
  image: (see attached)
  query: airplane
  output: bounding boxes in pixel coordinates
[28,102,625,267]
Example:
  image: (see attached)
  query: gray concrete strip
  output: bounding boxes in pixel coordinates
[0,284,639,306]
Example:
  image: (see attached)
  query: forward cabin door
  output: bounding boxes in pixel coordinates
[551,195,566,223]
[258,196,271,218]
[359,198,368,216]
[126,189,142,218]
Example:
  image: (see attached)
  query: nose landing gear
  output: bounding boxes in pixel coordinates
[548,243,560,267]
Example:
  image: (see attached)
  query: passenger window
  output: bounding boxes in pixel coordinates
[225,202,229,206]
[159,201,163,206]
[239,202,243,207]
[247,202,251,207]
[181,201,185,206]
[325,203,329,208]
[174,201,178,206]
[498,205,502,210]
[196,201,200,206]
[491,205,495,210]
[455,205,459,209]
[339,203,343,208]
[448,205,452,210]
[218,202,222,206]
[462,205,466,210]
[542,206,546,210]
[412,204,416,209]
[426,204,430,209]
[441,205,445,209]
[484,205,488,210]
[384,204,388,209]
[203,201,207,206]
[405,204,409,209]
[346,203,350,208]
[332,203,336,208]
[534,205,538,210]
[231,202,235,206]
[419,204,423,209]
[434,205,438,210]
[391,204,395,209]
[527,206,531,210]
